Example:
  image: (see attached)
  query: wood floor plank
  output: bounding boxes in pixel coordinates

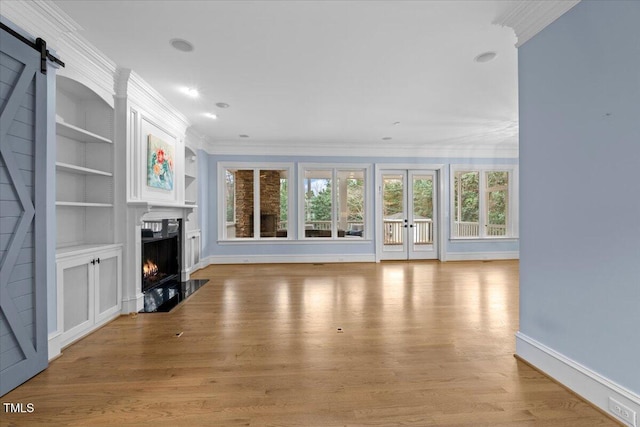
[0,261,620,426]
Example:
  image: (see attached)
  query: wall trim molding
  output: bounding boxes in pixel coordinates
[201,252,520,265]
[494,0,581,47]
[445,251,519,261]
[203,139,518,159]
[0,0,79,50]
[121,293,144,315]
[203,254,376,265]
[516,332,640,426]
[1,0,117,106]
[47,332,62,361]
[56,34,118,106]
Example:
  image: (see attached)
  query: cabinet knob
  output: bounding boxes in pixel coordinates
[97,258,100,264]
[90,259,95,265]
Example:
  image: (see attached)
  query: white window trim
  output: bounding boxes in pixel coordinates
[449,164,519,240]
[298,163,373,241]
[217,162,294,241]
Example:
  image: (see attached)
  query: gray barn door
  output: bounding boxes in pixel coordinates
[0,27,49,396]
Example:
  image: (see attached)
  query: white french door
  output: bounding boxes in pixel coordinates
[378,169,438,260]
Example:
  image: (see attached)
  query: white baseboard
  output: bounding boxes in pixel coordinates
[121,292,144,314]
[47,331,62,361]
[183,261,205,279]
[516,332,639,426]
[446,251,519,261]
[203,254,376,265]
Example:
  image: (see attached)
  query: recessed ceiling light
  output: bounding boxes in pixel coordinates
[382,137,392,141]
[180,87,199,98]
[239,134,249,138]
[170,38,194,53]
[204,113,217,119]
[392,121,401,126]
[474,51,497,63]
[216,102,230,108]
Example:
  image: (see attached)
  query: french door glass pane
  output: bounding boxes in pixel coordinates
[383,174,404,245]
[413,175,433,245]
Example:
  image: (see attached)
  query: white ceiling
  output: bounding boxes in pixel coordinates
[54,0,518,152]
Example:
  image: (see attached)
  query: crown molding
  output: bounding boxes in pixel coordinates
[494,0,581,47]
[120,70,190,137]
[56,33,118,107]
[126,71,191,138]
[114,68,132,100]
[185,128,209,153]
[2,0,117,105]
[0,0,79,48]
[201,139,518,159]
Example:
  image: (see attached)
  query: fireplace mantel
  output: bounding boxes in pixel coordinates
[128,201,196,224]
[121,201,197,313]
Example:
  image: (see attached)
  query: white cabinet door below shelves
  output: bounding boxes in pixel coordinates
[57,246,122,348]
[95,249,122,323]
[60,257,92,340]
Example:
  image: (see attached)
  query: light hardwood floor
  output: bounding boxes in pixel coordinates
[1,261,618,426]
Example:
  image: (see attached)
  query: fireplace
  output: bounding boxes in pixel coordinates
[141,219,181,292]
[139,217,208,312]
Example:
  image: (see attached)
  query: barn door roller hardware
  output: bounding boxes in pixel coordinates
[1,22,65,74]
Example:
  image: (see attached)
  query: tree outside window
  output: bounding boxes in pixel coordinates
[304,168,366,238]
[453,169,512,238]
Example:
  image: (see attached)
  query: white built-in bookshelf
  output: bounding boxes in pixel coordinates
[55,76,115,251]
[184,145,197,206]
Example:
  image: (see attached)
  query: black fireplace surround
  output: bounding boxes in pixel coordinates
[141,219,181,293]
[140,219,208,312]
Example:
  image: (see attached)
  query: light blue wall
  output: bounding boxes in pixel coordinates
[519,1,640,393]
[199,153,518,260]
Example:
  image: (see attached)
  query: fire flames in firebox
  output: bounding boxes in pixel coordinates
[143,260,158,279]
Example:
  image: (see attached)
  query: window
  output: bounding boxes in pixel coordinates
[301,166,368,239]
[452,166,517,238]
[220,164,292,240]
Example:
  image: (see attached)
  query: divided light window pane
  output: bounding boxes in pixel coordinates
[304,170,333,238]
[231,169,254,239]
[486,171,508,237]
[224,168,289,239]
[452,169,512,238]
[303,168,366,239]
[454,171,480,238]
[259,170,288,238]
[225,170,235,224]
[337,170,365,238]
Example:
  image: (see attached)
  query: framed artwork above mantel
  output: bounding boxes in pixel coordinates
[147,134,174,191]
